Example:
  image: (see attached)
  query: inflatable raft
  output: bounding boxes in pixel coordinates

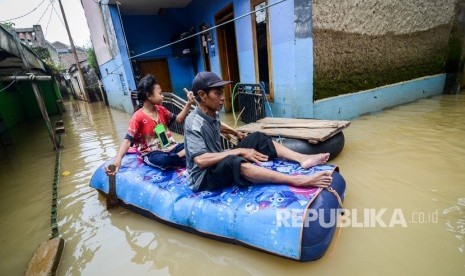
[90,153,346,261]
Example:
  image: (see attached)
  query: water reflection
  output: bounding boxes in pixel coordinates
[443,197,465,254]
[1,92,465,275]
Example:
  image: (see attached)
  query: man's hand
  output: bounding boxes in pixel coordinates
[236,131,246,140]
[240,148,268,163]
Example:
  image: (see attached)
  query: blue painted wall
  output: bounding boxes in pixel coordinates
[100,55,134,113]
[234,1,256,83]
[313,74,447,120]
[99,0,446,120]
[122,13,197,97]
[266,0,313,118]
[97,5,137,114]
[102,0,315,117]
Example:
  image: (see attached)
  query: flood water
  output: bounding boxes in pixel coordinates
[1,92,464,275]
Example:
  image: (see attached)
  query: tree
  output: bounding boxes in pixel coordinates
[30,46,63,76]
[86,47,100,78]
[0,21,15,30]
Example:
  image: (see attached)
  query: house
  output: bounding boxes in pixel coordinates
[0,25,63,149]
[81,0,462,119]
[51,41,87,70]
[15,25,105,102]
[13,25,46,48]
[13,25,61,66]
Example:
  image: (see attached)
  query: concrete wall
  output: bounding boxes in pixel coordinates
[100,55,134,113]
[84,0,459,120]
[312,0,456,99]
[314,74,446,120]
[168,0,315,118]
[82,0,113,65]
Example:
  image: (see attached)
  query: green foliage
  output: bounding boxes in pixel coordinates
[0,21,15,30]
[86,47,99,73]
[31,46,50,60]
[30,46,63,76]
[45,60,64,76]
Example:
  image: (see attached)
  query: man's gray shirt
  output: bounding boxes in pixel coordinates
[184,108,222,191]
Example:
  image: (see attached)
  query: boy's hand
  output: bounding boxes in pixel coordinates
[186,91,195,104]
[105,160,121,176]
[183,88,195,105]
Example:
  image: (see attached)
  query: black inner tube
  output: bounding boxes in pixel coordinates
[272,132,345,160]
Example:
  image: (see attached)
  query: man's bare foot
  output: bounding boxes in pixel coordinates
[300,153,330,169]
[291,171,333,188]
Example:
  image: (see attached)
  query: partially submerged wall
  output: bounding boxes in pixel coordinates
[312,0,456,100]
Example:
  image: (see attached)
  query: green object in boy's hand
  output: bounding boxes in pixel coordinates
[154,124,170,148]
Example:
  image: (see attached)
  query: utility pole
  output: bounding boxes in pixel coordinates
[58,0,89,101]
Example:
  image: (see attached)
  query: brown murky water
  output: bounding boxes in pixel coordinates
[1,93,464,275]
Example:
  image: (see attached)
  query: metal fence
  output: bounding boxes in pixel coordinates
[236,83,266,123]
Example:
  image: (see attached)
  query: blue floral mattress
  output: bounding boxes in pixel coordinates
[90,153,346,261]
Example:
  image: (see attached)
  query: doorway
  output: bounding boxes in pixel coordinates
[137,59,173,92]
[215,4,240,112]
[251,0,273,101]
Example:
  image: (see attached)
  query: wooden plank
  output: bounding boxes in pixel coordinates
[257,117,351,127]
[236,117,350,144]
[238,126,339,142]
[25,237,64,276]
[262,122,340,129]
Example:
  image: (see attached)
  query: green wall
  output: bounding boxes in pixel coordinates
[0,81,25,128]
[0,79,61,129]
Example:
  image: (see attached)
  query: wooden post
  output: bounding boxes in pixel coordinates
[12,34,58,150]
[106,165,118,209]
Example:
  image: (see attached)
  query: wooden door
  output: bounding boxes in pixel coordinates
[137,59,173,92]
[215,4,240,112]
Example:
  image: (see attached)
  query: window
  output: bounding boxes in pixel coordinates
[251,0,273,100]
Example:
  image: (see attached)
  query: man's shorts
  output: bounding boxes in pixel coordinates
[198,132,277,191]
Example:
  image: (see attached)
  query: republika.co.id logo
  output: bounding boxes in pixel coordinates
[276,208,439,228]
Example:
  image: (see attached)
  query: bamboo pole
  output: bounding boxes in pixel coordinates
[0,75,52,81]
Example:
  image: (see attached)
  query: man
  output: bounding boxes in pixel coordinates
[184,71,333,192]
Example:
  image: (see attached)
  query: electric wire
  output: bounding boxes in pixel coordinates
[36,0,54,25]
[2,0,47,22]
[51,0,66,28]
[44,2,55,36]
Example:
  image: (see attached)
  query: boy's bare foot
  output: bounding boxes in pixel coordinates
[291,171,333,188]
[300,153,330,169]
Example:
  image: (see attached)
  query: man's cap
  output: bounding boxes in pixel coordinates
[191,71,232,95]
